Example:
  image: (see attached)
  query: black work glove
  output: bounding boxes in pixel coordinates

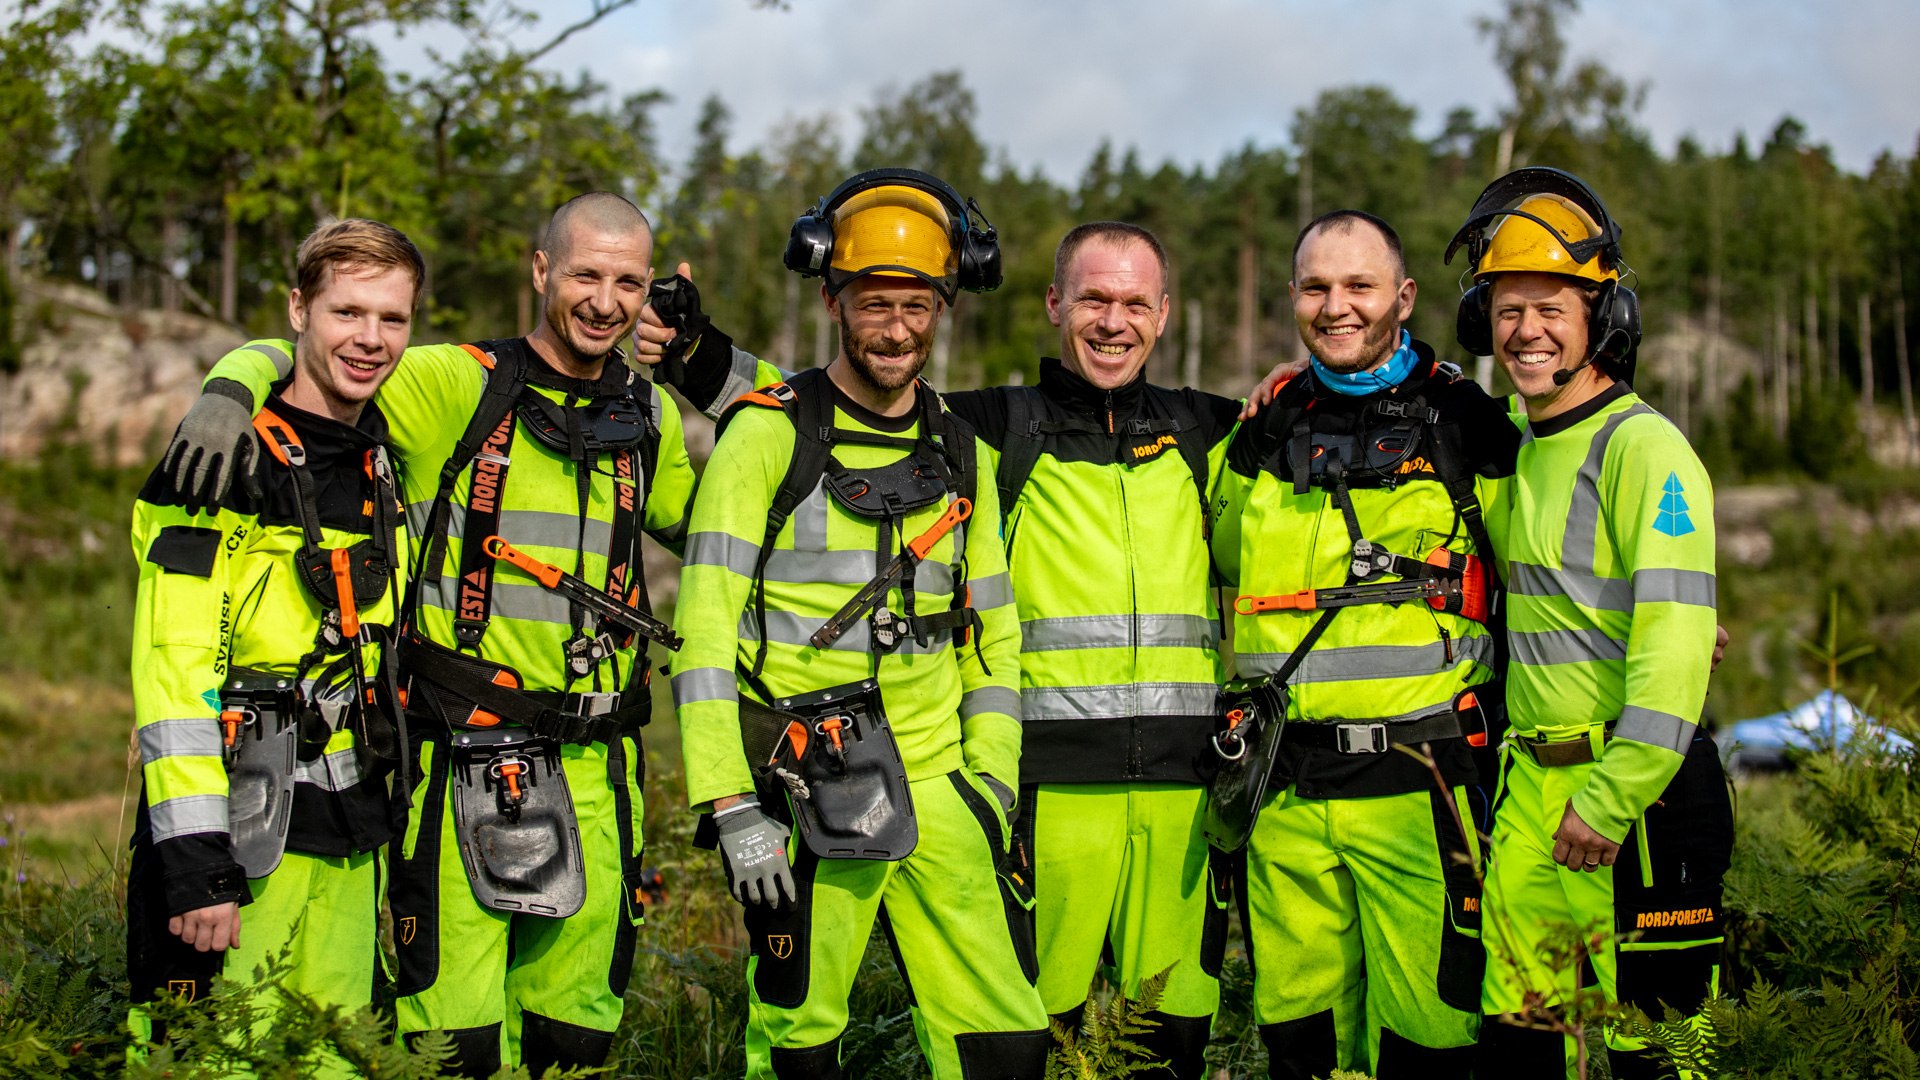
[646,274,712,388]
[715,795,795,907]
[160,378,262,513]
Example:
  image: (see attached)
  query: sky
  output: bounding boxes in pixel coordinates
[386,0,1920,184]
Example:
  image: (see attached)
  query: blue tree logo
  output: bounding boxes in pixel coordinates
[1654,472,1695,537]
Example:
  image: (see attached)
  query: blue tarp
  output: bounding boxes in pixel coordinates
[1721,689,1913,770]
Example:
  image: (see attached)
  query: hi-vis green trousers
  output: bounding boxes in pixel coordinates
[1024,782,1229,1080]
[1477,734,1732,1080]
[741,769,1049,1079]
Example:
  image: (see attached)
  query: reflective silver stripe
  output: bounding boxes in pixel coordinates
[1632,568,1717,608]
[672,666,739,708]
[969,571,1013,610]
[1237,636,1495,683]
[791,484,830,552]
[651,513,690,545]
[1292,699,1458,726]
[294,747,363,792]
[959,686,1022,721]
[1509,560,1632,613]
[742,610,952,655]
[425,577,573,625]
[244,341,293,377]
[1020,613,1217,653]
[1614,704,1697,753]
[138,718,222,764]
[407,502,615,559]
[149,794,229,842]
[705,346,772,421]
[1020,681,1218,721]
[407,498,443,538]
[1510,627,1627,666]
[685,531,761,576]
[1561,403,1654,577]
[647,386,664,428]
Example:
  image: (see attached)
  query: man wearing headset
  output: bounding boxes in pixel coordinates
[652,176,1265,1075]
[669,171,1050,1080]
[1447,169,1731,1080]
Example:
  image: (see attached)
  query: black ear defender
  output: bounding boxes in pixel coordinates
[782,167,1002,297]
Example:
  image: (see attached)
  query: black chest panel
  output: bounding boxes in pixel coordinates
[823,450,951,518]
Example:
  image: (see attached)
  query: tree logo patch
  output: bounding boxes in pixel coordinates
[1653,472,1695,537]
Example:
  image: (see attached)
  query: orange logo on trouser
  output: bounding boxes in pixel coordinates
[1462,896,1480,913]
[168,980,197,1001]
[768,934,794,960]
[399,916,417,945]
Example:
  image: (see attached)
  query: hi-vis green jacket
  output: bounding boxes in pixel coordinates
[1497,381,1717,842]
[202,339,695,701]
[671,379,1023,809]
[1212,345,1520,797]
[671,335,1240,785]
[132,391,398,915]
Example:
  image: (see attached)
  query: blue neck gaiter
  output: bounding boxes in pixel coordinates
[1312,331,1417,396]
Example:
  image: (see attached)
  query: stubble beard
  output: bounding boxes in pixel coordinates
[1314,318,1402,375]
[838,311,934,393]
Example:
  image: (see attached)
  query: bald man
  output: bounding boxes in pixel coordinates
[158,192,698,1076]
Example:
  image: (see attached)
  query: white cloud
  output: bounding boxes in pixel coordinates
[413,0,1920,182]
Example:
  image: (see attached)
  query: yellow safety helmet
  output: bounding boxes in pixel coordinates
[784,168,1002,301]
[1474,194,1619,284]
[828,185,956,291]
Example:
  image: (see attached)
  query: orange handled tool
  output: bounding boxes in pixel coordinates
[483,536,564,588]
[483,535,683,651]
[1235,577,1445,617]
[810,499,974,650]
[907,498,972,559]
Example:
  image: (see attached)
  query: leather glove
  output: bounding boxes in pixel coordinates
[981,774,1017,816]
[160,378,262,513]
[715,795,795,907]
[645,274,711,387]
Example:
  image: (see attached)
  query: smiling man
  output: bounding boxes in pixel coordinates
[127,219,419,1073]
[1452,170,1731,1080]
[156,192,697,1076]
[656,218,1252,1078]
[1208,209,1522,1079]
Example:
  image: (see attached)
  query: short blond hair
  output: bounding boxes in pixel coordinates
[295,218,426,307]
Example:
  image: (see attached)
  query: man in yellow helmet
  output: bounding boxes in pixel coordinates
[1447,169,1732,1080]
[671,169,1050,1080]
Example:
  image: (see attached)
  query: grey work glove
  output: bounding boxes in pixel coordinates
[715,795,795,907]
[981,774,1017,816]
[160,378,262,513]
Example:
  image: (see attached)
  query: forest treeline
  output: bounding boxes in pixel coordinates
[5,0,1920,484]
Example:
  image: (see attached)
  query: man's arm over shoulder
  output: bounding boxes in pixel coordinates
[1441,375,1522,479]
[672,328,791,420]
[643,385,696,556]
[673,406,788,809]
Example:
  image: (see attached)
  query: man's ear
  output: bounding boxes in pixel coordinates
[1044,283,1063,327]
[531,250,551,297]
[287,289,308,334]
[1154,294,1171,337]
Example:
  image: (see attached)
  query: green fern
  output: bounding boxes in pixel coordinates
[1045,963,1175,1079]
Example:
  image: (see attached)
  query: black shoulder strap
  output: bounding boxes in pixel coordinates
[993,387,1047,527]
[740,367,837,678]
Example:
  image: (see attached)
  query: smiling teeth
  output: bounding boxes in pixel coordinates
[1323,326,1358,337]
[1090,343,1128,356]
[1516,351,1555,365]
[342,357,379,371]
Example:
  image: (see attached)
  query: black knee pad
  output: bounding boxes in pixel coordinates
[1473,1018,1564,1080]
[1259,1009,1336,1080]
[407,1022,500,1079]
[1608,1044,1669,1080]
[1050,1003,1086,1036]
[520,1010,614,1074]
[1135,1012,1211,1080]
[953,1028,1051,1080]
[1375,1026,1472,1080]
[770,1036,843,1079]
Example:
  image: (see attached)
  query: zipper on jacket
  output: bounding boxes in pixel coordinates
[1105,389,1115,434]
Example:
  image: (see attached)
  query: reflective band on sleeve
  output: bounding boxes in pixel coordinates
[244,341,293,375]
[138,718,223,764]
[148,793,230,842]
[672,666,740,708]
[1509,560,1632,613]
[959,685,1022,721]
[651,513,690,545]
[968,571,1014,610]
[1021,681,1218,721]
[1237,636,1495,683]
[1631,568,1718,608]
[1509,627,1627,666]
[294,746,365,792]
[684,531,762,576]
[1020,613,1217,653]
[1614,705,1698,753]
[705,347,765,421]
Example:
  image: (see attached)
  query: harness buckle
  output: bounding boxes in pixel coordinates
[454,619,487,648]
[571,691,619,717]
[1335,722,1389,754]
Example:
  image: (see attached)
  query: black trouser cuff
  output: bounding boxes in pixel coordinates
[1136,1012,1212,1080]
[1260,1009,1336,1080]
[770,1035,843,1079]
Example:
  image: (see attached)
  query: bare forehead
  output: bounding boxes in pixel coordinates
[1295,221,1396,280]
[1489,272,1586,306]
[1067,237,1164,294]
